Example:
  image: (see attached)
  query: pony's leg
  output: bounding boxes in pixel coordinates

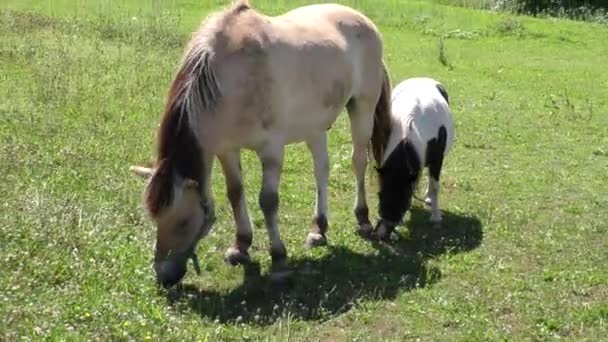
[305,132,329,248]
[218,151,253,265]
[347,100,375,237]
[427,168,443,224]
[427,177,441,224]
[424,174,433,207]
[256,144,290,280]
[426,127,448,225]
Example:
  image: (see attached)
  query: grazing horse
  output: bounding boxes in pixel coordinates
[130,0,392,287]
[373,77,455,241]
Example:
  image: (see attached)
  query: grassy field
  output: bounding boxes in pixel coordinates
[1,0,607,340]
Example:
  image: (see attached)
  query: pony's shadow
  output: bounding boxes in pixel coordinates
[168,207,482,325]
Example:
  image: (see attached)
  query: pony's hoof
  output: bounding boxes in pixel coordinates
[375,226,392,242]
[356,223,374,240]
[305,232,327,249]
[224,247,250,266]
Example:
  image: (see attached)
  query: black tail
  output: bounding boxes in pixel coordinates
[370,61,393,168]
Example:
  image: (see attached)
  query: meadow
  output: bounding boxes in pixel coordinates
[1,0,607,340]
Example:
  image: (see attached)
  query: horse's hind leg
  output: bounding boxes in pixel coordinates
[426,126,448,224]
[256,144,291,281]
[346,99,375,237]
[305,132,329,248]
[219,151,253,265]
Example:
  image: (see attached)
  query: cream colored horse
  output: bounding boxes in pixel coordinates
[131,0,392,287]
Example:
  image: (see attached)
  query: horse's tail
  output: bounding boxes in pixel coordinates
[370,60,393,168]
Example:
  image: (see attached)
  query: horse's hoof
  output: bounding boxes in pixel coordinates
[356,223,374,240]
[305,232,327,249]
[224,247,250,266]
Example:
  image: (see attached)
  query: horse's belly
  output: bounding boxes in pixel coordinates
[283,107,341,143]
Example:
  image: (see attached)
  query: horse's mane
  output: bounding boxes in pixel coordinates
[145,1,253,216]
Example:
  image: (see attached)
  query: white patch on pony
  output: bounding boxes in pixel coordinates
[382,77,455,167]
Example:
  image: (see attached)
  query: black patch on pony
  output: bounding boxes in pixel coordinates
[426,126,447,180]
[376,140,421,224]
[376,125,448,226]
[435,84,449,105]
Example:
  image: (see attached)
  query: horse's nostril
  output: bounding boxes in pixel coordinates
[154,260,187,288]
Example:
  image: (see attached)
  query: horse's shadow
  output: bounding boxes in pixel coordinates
[167,207,483,325]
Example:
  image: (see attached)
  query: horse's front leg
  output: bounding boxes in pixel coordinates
[257,144,291,282]
[218,151,253,265]
[200,152,216,234]
[305,132,329,248]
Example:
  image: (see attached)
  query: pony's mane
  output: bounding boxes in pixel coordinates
[145,1,254,216]
[377,138,421,223]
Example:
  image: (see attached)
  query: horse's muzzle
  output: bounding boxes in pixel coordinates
[154,223,208,288]
[154,259,187,288]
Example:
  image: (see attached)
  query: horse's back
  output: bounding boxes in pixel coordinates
[269,4,384,96]
[389,78,455,163]
[193,3,386,150]
[270,4,384,135]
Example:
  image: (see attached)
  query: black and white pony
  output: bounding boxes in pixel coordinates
[373,77,455,241]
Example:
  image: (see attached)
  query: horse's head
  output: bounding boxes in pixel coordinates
[374,140,421,240]
[131,164,213,288]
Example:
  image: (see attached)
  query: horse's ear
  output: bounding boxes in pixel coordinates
[183,178,199,189]
[130,165,155,179]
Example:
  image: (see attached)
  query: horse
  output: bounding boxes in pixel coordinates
[129,0,392,287]
[372,77,455,241]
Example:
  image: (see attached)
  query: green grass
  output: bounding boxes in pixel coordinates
[1,0,607,340]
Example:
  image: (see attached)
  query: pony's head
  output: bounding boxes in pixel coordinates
[131,160,213,288]
[375,140,421,240]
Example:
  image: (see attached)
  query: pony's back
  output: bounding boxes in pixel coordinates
[386,77,455,166]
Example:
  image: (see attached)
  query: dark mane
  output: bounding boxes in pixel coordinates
[145,58,212,216]
[145,76,204,216]
[144,1,248,217]
[376,139,421,224]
